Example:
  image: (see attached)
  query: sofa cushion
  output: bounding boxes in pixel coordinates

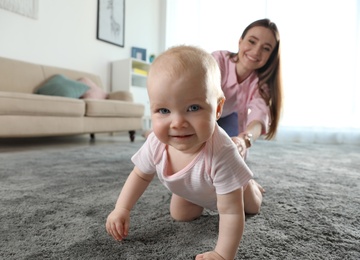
[107,91,133,102]
[84,99,144,117]
[0,91,85,117]
[36,75,89,98]
[78,77,108,99]
[0,56,45,94]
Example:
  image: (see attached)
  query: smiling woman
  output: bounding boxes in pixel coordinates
[164,0,360,144]
[211,19,282,158]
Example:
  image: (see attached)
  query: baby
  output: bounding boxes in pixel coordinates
[106,45,264,260]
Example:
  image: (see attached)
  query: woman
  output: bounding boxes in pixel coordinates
[212,18,282,158]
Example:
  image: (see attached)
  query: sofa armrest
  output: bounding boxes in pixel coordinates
[107,91,133,102]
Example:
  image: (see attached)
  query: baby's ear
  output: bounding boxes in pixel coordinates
[216,97,225,120]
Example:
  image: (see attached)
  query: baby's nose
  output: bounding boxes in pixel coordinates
[170,114,188,128]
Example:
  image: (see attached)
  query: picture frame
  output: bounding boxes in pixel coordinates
[0,0,39,19]
[131,47,147,61]
[97,0,125,47]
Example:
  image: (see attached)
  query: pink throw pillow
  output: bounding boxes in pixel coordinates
[78,77,108,99]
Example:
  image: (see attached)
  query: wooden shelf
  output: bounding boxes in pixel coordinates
[111,58,151,119]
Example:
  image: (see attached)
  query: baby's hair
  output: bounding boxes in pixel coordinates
[149,45,224,99]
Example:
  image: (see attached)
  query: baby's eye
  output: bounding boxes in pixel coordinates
[188,105,200,112]
[158,108,170,114]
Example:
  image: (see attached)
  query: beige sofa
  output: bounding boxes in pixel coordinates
[0,56,145,141]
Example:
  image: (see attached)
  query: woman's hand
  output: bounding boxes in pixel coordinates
[231,136,247,158]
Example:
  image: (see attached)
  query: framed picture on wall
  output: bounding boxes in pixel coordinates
[97,0,125,47]
[0,0,39,19]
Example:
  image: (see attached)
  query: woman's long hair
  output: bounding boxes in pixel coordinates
[229,18,282,140]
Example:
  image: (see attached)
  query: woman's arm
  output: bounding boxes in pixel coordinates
[232,120,262,157]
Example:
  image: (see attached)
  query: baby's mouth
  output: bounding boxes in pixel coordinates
[170,134,193,138]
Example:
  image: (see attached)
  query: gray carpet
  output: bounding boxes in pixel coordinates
[1,137,359,260]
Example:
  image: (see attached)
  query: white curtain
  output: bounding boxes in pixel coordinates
[164,0,360,144]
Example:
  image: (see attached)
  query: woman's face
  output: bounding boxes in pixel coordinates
[238,26,277,71]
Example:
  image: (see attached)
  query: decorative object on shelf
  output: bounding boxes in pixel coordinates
[149,54,155,63]
[0,0,38,19]
[97,0,125,48]
[131,47,147,61]
[132,68,148,76]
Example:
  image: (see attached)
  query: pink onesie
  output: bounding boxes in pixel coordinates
[131,124,253,211]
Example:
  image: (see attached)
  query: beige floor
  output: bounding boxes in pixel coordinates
[0,132,145,154]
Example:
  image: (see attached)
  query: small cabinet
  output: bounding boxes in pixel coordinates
[111,58,151,120]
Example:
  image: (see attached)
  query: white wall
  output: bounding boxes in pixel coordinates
[0,0,163,91]
[165,0,267,53]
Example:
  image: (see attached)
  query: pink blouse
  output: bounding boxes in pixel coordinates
[212,50,270,134]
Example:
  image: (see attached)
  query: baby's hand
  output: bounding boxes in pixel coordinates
[105,208,130,241]
[195,251,226,260]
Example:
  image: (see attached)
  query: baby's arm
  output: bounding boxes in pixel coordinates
[106,166,155,241]
[216,188,245,258]
[196,188,245,260]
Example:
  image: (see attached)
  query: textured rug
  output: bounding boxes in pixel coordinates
[1,137,359,260]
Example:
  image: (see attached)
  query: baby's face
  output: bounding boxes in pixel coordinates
[148,68,220,154]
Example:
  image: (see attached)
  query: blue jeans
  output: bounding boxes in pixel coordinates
[217,112,239,137]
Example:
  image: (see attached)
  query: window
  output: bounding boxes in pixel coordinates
[165,0,360,143]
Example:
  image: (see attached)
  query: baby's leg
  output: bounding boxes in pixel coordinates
[170,193,203,221]
[243,179,265,215]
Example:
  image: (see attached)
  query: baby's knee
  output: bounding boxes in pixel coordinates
[170,214,187,222]
[245,203,261,215]
[170,194,203,221]
[170,211,198,222]
[244,180,263,215]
